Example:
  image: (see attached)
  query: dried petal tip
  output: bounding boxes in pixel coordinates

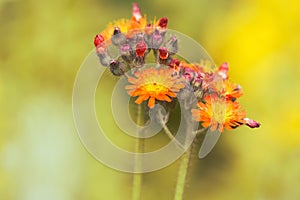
[132,3,142,22]
[94,34,104,47]
[244,118,260,128]
[158,17,168,29]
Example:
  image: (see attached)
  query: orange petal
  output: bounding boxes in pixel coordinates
[131,89,143,97]
[201,121,210,128]
[167,91,176,97]
[163,95,172,102]
[135,95,146,104]
[148,97,155,108]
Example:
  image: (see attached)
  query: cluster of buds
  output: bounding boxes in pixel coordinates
[93,3,260,132]
[93,3,179,76]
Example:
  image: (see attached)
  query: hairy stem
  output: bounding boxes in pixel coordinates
[173,127,206,200]
[174,144,193,200]
[132,104,144,200]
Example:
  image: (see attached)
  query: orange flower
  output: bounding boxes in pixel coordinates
[125,67,186,108]
[192,95,246,132]
[223,79,243,100]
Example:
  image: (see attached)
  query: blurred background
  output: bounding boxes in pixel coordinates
[1,0,300,199]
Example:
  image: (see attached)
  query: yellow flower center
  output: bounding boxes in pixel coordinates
[210,99,227,124]
[141,82,168,95]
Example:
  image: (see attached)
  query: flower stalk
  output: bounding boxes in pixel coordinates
[174,145,193,200]
[132,104,144,200]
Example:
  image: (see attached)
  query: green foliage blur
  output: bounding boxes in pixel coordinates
[1,0,300,199]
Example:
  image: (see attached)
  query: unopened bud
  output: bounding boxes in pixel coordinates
[158,17,168,29]
[120,43,134,62]
[151,29,163,48]
[135,40,147,57]
[159,47,168,59]
[94,34,105,47]
[111,27,127,46]
[169,58,180,69]
[244,118,260,128]
[109,60,126,76]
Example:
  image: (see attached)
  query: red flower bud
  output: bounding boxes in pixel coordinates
[94,34,105,47]
[158,17,168,29]
[136,41,147,57]
[159,47,168,59]
[169,58,180,68]
[244,118,260,128]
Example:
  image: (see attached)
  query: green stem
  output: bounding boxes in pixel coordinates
[174,144,193,200]
[132,104,144,200]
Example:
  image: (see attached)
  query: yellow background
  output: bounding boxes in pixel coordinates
[1,0,300,199]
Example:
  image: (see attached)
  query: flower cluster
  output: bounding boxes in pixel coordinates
[93,3,173,76]
[188,62,260,132]
[93,3,260,132]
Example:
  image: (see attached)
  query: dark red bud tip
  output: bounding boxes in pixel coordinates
[94,34,105,47]
[159,47,168,59]
[158,17,168,29]
[136,41,147,57]
[132,3,142,21]
[113,27,121,35]
[244,118,261,128]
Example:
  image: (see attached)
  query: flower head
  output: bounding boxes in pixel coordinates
[192,95,246,132]
[125,67,186,108]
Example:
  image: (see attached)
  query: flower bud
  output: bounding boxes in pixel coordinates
[244,118,261,128]
[111,27,127,46]
[151,29,163,48]
[120,43,134,63]
[109,60,126,76]
[94,34,105,47]
[135,40,147,57]
[169,58,180,71]
[159,47,168,59]
[158,17,168,29]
